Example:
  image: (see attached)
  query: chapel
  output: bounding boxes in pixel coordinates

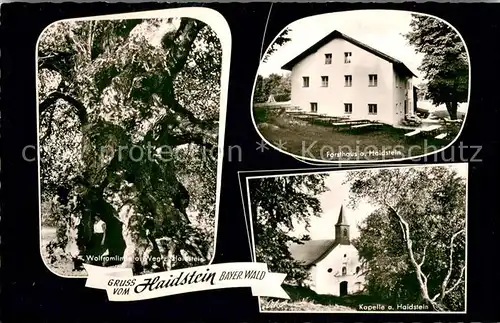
[288,205,365,296]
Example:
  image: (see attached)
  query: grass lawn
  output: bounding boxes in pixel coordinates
[255,108,456,161]
[260,284,388,312]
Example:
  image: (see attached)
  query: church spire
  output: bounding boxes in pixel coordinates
[336,204,349,225]
[335,204,350,245]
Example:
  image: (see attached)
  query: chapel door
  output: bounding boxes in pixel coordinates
[340,281,348,296]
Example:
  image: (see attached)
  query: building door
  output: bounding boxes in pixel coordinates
[310,102,318,113]
[404,100,408,115]
[340,281,348,296]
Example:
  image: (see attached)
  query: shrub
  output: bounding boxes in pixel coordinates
[253,107,269,124]
[274,93,291,102]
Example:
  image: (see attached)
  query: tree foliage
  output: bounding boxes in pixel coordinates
[262,28,291,63]
[249,174,328,284]
[38,17,221,273]
[254,73,291,103]
[415,82,428,101]
[254,28,292,104]
[404,15,468,119]
[345,166,466,311]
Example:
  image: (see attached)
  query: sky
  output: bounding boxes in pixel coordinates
[258,10,426,81]
[290,164,468,241]
[289,171,374,241]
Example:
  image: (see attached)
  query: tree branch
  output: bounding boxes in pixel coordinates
[38,50,75,82]
[386,203,433,302]
[169,98,218,130]
[41,104,56,142]
[87,20,95,61]
[144,96,217,149]
[39,91,88,125]
[440,229,465,300]
[445,266,466,295]
[145,20,216,144]
[421,271,428,286]
[169,133,215,150]
[397,219,407,242]
[156,72,217,132]
[163,18,205,78]
[386,204,413,264]
[432,265,466,302]
[418,243,428,267]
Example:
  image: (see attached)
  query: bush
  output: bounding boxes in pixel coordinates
[443,120,462,138]
[274,93,290,102]
[253,107,269,124]
[402,114,423,127]
[41,200,61,227]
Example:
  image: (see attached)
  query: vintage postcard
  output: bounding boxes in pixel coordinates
[1,2,497,322]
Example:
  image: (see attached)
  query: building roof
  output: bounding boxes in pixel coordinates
[281,30,416,78]
[289,239,340,266]
[336,204,348,225]
[289,205,352,266]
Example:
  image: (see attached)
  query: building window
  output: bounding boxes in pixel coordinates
[325,53,332,64]
[356,266,360,274]
[344,103,352,114]
[327,268,333,273]
[342,266,347,276]
[368,104,378,115]
[369,74,378,87]
[344,52,352,63]
[302,76,309,88]
[310,102,318,113]
[344,75,352,87]
[321,76,329,87]
[344,254,347,258]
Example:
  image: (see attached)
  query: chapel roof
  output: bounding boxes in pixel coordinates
[289,239,340,266]
[289,205,352,265]
[281,30,416,78]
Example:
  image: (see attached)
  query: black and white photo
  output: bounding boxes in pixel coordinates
[37,9,230,277]
[247,164,467,312]
[252,10,470,162]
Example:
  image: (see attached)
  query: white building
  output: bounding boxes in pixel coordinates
[289,205,365,296]
[282,30,417,125]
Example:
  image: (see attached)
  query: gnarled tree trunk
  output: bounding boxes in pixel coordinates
[65,201,94,270]
[119,204,150,273]
[91,198,126,263]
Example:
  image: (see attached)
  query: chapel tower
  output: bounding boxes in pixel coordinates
[334,204,350,245]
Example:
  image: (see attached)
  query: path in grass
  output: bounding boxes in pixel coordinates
[260,284,389,312]
[261,298,355,312]
[257,115,451,161]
